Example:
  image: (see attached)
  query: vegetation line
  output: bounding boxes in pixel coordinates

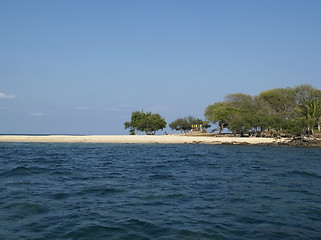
[124,84,321,138]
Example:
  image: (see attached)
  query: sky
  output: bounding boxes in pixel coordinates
[1,0,321,135]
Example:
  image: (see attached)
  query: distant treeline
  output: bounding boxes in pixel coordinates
[125,84,321,136]
[204,84,321,136]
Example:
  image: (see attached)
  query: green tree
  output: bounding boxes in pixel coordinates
[169,116,210,133]
[295,84,321,104]
[295,85,321,133]
[169,118,191,133]
[257,88,297,134]
[297,99,321,135]
[204,102,237,134]
[225,93,262,135]
[124,111,145,135]
[124,111,167,135]
[259,87,296,116]
[223,93,270,136]
[225,93,254,109]
[205,85,321,137]
[227,111,248,136]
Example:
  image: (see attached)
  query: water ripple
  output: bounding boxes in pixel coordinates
[0,143,320,239]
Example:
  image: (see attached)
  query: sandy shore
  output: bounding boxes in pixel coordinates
[0,135,290,145]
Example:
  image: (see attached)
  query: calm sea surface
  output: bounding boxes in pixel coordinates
[0,143,320,240]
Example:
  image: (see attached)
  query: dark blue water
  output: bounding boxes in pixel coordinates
[0,143,320,239]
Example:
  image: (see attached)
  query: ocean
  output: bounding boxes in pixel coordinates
[0,142,320,239]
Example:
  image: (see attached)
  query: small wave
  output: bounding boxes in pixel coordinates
[63,225,125,240]
[166,193,186,199]
[1,166,30,176]
[288,170,321,179]
[0,166,45,177]
[3,202,49,216]
[77,187,123,196]
[121,218,164,238]
[148,173,175,180]
[51,192,71,200]
[176,229,208,239]
[2,165,51,178]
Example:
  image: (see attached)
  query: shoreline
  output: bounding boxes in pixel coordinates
[0,134,291,145]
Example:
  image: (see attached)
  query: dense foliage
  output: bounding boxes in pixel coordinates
[125,85,321,137]
[124,111,167,135]
[169,116,210,133]
[204,85,321,136]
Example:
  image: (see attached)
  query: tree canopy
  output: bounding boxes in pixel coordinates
[124,111,167,135]
[124,85,321,137]
[169,116,210,133]
[204,85,321,136]
[204,102,238,133]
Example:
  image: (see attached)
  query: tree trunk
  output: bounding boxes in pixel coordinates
[219,122,223,134]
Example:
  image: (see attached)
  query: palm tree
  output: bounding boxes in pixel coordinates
[298,99,321,135]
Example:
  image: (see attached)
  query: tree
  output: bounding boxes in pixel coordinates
[204,102,237,134]
[124,111,145,134]
[295,85,321,133]
[295,84,321,104]
[297,99,321,135]
[169,118,191,133]
[225,93,269,136]
[169,116,210,133]
[257,88,297,134]
[259,87,296,116]
[205,85,321,137]
[124,111,167,135]
[225,93,254,109]
[187,116,211,131]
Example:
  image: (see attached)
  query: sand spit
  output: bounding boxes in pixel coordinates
[0,135,290,145]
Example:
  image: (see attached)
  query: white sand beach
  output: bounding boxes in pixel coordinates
[0,135,290,145]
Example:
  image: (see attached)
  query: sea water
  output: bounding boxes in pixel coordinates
[0,143,320,239]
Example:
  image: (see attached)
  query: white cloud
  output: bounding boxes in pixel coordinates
[30,112,45,116]
[0,92,15,99]
[74,107,89,110]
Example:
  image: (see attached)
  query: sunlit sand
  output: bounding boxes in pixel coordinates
[0,135,289,145]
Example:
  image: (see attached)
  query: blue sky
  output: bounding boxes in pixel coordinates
[1,0,321,134]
